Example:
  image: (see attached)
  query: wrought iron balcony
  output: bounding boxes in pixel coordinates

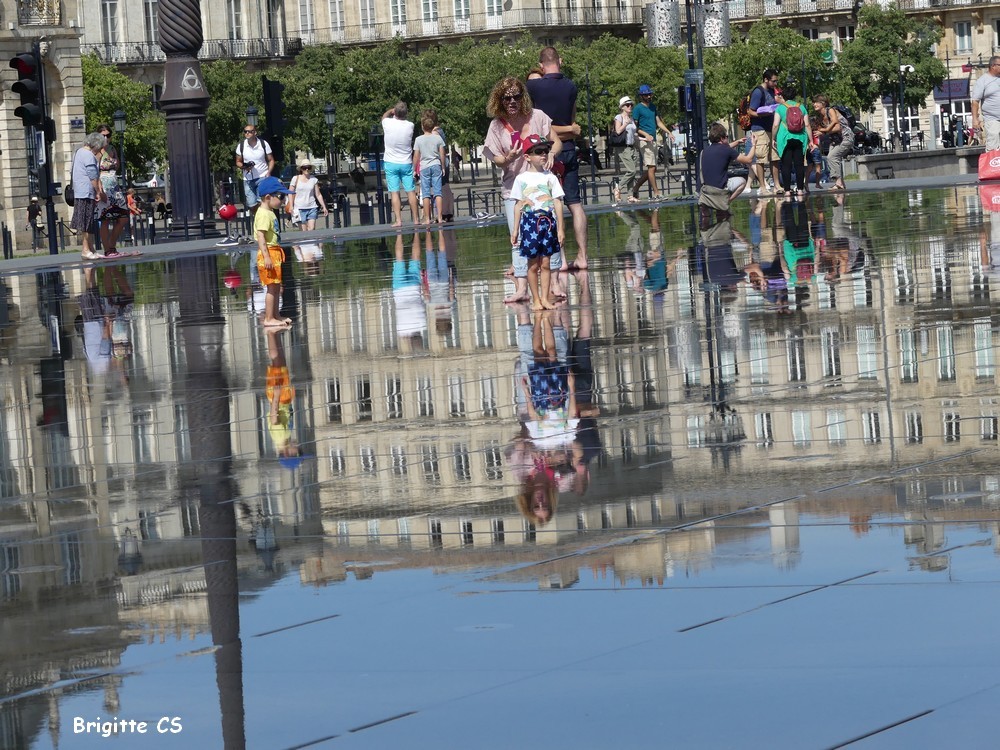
[326,6,643,44]
[727,0,992,21]
[18,0,61,25]
[81,37,299,65]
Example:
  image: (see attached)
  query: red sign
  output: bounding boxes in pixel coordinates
[962,64,973,73]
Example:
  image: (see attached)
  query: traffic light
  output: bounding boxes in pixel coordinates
[10,51,43,128]
[262,77,286,137]
[262,76,286,164]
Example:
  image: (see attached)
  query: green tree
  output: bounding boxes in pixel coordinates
[203,60,262,178]
[559,35,686,137]
[830,4,945,113]
[714,21,834,122]
[81,54,166,181]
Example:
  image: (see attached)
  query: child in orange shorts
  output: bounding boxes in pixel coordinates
[254,176,294,327]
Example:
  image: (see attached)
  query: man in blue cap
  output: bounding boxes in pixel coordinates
[631,84,674,201]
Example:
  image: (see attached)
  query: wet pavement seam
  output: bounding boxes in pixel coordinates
[910,538,991,557]
[0,671,115,706]
[347,710,418,733]
[279,733,340,749]
[250,613,341,638]
[675,570,882,633]
[822,709,934,749]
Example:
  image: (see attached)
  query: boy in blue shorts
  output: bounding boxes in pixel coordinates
[413,116,446,224]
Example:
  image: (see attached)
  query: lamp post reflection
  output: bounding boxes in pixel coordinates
[177,256,245,750]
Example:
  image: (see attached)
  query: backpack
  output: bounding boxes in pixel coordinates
[832,105,857,130]
[736,91,753,131]
[784,105,805,133]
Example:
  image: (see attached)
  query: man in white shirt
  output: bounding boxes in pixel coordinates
[972,56,1000,151]
[234,124,275,209]
[381,101,419,227]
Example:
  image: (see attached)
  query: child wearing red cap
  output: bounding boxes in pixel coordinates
[510,134,566,311]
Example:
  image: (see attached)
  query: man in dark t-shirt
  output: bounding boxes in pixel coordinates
[699,122,754,209]
[527,46,588,271]
[748,69,781,195]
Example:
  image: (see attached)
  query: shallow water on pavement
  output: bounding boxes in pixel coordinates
[2,186,1000,749]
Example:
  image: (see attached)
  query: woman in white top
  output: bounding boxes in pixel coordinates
[612,96,639,203]
[289,158,328,231]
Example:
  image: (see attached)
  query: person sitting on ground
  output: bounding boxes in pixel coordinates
[698,122,754,212]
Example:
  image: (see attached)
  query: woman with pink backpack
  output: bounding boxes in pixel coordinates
[771,84,812,197]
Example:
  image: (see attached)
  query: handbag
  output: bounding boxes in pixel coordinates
[608,118,627,147]
[284,177,297,216]
[978,150,1000,182]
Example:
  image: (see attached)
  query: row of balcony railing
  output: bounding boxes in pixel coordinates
[728,0,982,20]
[80,7,642,64]
[81,37,299,65]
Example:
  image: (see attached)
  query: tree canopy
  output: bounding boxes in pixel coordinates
[84,6,949,183]
[81,54,166,180]
[829,4,945,112]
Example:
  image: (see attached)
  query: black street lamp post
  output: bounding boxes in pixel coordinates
[584,66,598,190]
[898,52,914,152]
[324,103,337,180]
[368,124,386,224]
[324,103,339,227]
[245,105,259,128]
[113,109,127,187]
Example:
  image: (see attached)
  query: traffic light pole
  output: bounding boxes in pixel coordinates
[11,42,59,255]
[36,43,59,257]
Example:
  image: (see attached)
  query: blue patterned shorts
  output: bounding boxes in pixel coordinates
[518,209,560,259]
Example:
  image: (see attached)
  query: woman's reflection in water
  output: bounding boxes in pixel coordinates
[76,265,134,386]
[779,197,814,307]
[508,271,601,526]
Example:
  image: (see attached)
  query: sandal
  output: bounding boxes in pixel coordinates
[627,196,641,204]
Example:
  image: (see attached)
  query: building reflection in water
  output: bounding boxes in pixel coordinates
[0,189,999,744]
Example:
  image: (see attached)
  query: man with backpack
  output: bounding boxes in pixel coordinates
[748,69,782,196]
[235,123,275,210]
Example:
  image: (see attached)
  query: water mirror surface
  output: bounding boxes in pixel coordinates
[3,186,1000,749]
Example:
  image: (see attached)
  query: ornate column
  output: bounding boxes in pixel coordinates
[158,0,216,233]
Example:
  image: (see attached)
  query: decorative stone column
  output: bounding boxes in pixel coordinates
[158,0,216,234]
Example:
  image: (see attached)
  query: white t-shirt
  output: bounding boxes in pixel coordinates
[235,138,272,181]
[527,416,579,449]
[291,175,319,209]
[394,286,426,338]
[294,242,324,263]
[510,170,564,212]
[972,72,1000,121]
[382,117,415,165]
